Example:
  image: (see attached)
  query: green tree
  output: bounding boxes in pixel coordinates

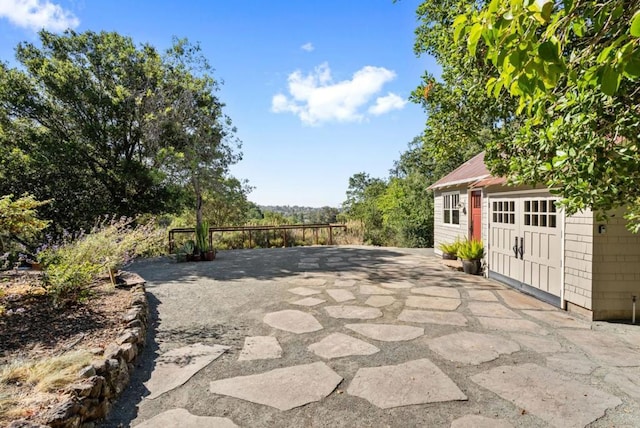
[0,31,243,233]
[455,0,640,230]
[0,194,49,253]
[411,0,519,172]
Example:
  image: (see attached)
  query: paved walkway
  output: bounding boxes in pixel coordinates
[103,246,640,427]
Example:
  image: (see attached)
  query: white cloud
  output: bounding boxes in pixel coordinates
[0,0,79,32]
[368,93,407,115]
[300,42,314,52]
[271,62,400,125]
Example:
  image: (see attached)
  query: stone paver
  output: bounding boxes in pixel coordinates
[476,317,548,335]
[466,289,498,302]
[210,362,342,411]
[398,309,467,326]
[288,286,321,296]
[134,408,239,428]
[468,302,520,319]
[523,310,590,329]
[293,277,327,287]
[497,290,554,310]
[346,323,424,342]
[145,344,229,400]
[333,279,357,287]
[380,280,414,289]
[509,334,562,353]
[450,415,514,428]
[429,332,519,364]
[405,295,461,311]
[364,295,396,307]
[290,297,326,307]
[546,352,599,374]
[325,288,355,303]
[308,332,380,359]
[411,286,460,299]
[471,363,622,428]
[238,336,283,361]
[558,329,640,367]
[604,368,640,401]
[347,358,467,408]
[263,310,323,334]
[324,305,383,320]
[359,284,395,295]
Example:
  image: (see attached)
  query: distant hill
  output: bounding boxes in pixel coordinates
[258,205,341,224]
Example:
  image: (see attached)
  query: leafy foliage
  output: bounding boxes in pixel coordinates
[0,30,242,233]
[38,217,165,306]
[339,139,437,248]
[0,194,49,253]
[456,238,484,260]
[454,0,640,230]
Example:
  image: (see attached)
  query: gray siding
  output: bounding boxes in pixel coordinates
[433,186,469,255]
[591,208,640,320]
[563,210,594,312]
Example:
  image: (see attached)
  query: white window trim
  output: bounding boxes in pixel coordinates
[442,191,461,227]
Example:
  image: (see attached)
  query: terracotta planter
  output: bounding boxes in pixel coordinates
[203,250,216,261]
[462,259,482,275]
[191,253,201,262]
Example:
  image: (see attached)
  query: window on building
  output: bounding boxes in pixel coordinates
[443,192,460,225]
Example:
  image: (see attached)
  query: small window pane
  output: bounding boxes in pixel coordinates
[453,194,459,205]
[533,201,539,212]
[541,215,547,227]
[541,201,547,212]
[549,215,557,228]
[444,211,450,223]
[498,201,503,211]
[525,201,531,212]
[525,214,531,226]
[510,214,515,224]
[532,215,539,226]
[493,213,497,222]
[444,196,450,209]
[452,210,460,224]
[493,201,497,211]
[498,213,503,223]
[549,202,557,213]
[510,201,515,212]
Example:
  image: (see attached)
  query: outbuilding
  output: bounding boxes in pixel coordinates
[429,152,640,321]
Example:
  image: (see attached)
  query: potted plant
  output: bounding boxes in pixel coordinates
[196,221,215,261]
[438,240,460,260]
[457,238,484,275]
[182,240,196,261]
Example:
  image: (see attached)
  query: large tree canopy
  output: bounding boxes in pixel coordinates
[454,0,640,230]
[0,30,242,232]
[411,0,519,173]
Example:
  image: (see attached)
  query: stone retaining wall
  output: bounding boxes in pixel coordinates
[10,279,149,428]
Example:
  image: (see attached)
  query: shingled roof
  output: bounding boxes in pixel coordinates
[428,152,492,190]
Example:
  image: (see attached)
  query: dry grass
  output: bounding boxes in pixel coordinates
[0,350,92,423]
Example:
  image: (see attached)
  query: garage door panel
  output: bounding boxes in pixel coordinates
[489,195,562,300]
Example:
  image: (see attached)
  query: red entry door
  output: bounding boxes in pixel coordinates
[470,190,482,242]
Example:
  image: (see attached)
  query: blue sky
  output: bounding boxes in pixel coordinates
[0,0,439,207]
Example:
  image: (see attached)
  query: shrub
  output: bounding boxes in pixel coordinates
[438,239,461,256]
[456,239,484,260]
[38,217,166,306]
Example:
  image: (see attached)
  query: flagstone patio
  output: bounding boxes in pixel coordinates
[103,246,640,427]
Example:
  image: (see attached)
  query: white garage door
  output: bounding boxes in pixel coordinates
[488,194,562,306]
